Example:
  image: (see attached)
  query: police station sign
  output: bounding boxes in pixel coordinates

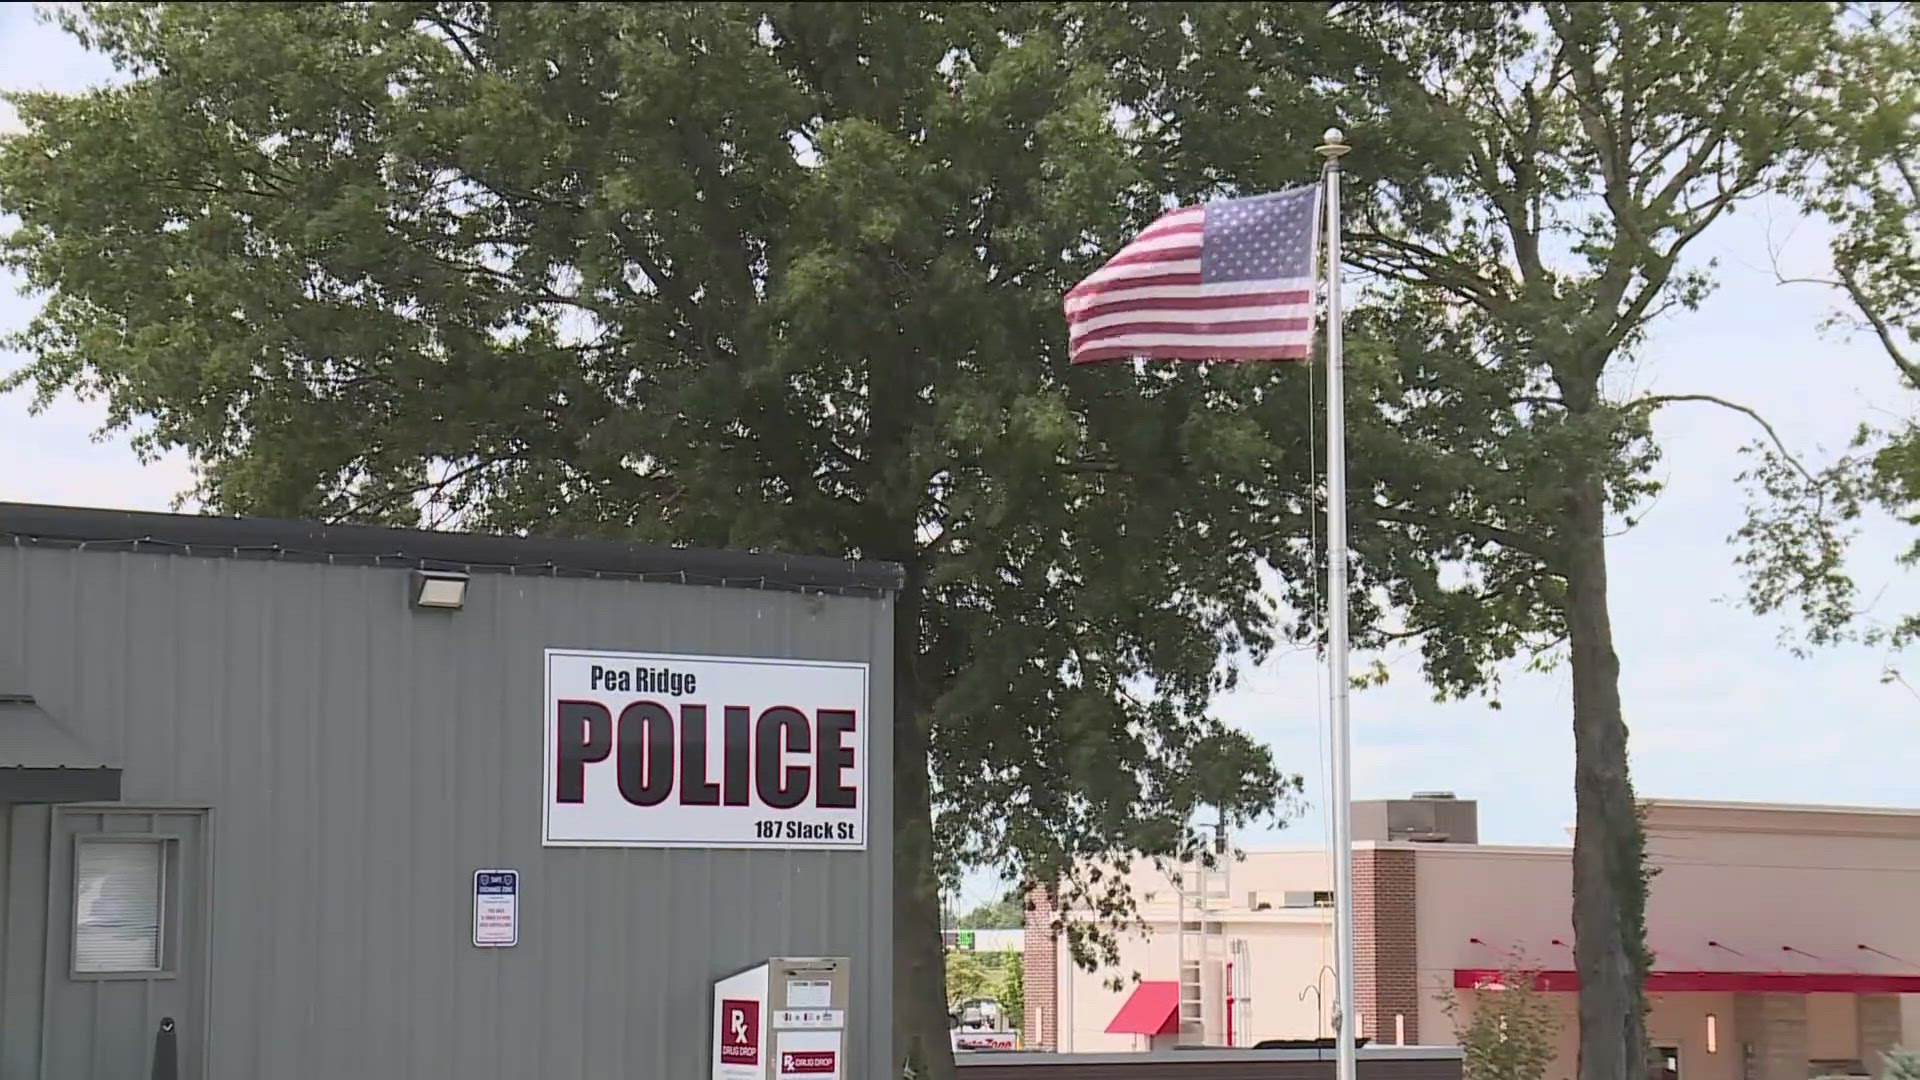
[543,648,869,850]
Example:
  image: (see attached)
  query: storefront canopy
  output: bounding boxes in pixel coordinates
[1455,969,1920,994]
[0,695,120,803]
[1105,980,1181,1037]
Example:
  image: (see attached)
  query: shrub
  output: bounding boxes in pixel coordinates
[1438,965,1563,1080]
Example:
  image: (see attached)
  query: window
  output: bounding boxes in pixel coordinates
[1650,1045,1681,1080]
[74,838,166,973]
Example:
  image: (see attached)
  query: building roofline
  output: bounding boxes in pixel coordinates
[1640,797,1920,839]
[1385,842,1570,858]
[0,501,905,597]
[1223,841,1573,857]
[1640,797,1920,818]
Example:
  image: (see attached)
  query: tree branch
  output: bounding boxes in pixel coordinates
[1891,153,1920,209]
[420,13,484,70]
[1346,236,1512,318]
[332,455,518,525]
[1835,263,1920,386]
[1766,250,1920,386]
[1626,393,1813,482]
[1361,504,1549,560]
[672,119,760,307]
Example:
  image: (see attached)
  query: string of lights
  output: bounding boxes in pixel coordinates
[3,528,898,599]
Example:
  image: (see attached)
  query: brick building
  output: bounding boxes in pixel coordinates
[1020,795,1920,1080]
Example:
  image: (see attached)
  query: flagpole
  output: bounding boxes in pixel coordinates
[1316,127,1358,1080]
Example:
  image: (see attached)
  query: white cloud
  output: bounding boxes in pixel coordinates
[1,386,196,510]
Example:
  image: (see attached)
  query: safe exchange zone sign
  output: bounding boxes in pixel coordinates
[543,649,870,850]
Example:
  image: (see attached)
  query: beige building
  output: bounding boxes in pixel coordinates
[1023,795,1920,1080]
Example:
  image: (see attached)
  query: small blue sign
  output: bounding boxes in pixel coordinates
[476,871,517,894]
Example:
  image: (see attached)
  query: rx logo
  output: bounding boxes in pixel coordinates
[719,1000,759,1065]
[780,1050,836,1074]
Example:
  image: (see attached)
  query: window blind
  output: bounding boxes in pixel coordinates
[74,839,163,972]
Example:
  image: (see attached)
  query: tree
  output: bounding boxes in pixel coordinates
[1095,6,1836,1079]
[994,956,1024,1029]
[1885,1048,1920,1080]
[944,950,998,1014]
[0,5,1307,1076]
[1440,964,1565,1080]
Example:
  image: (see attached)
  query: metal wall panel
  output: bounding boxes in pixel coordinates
[0,544,894,1079]
[0,804,52,1080]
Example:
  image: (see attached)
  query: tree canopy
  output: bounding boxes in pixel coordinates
[944,951,999,1012]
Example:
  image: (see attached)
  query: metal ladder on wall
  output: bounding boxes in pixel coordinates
[1227,937,1253,1048]
[1174,821,1231,1045]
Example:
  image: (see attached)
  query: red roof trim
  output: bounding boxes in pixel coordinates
[1106,980,1181,1036]
[1454,969,1920,994]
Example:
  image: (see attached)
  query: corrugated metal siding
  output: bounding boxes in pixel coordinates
[0,545,894,1079]
[955,1050,1465,1080]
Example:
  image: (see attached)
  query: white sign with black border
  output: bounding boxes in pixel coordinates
[543,648,870,850]
[472,869,518,947]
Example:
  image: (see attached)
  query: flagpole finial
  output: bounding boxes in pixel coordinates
[1317,128,1350,160]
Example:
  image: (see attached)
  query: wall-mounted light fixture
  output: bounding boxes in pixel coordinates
[411,568,470,610]
[1706,1013,1718,1054]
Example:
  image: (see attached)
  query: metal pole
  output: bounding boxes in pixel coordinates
[1315,126,1358,1080]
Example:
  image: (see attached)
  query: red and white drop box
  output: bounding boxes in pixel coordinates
[713,957,850,1080]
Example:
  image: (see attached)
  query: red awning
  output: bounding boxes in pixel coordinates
[1106,980,1181,1036]
[1455,969,1920,994]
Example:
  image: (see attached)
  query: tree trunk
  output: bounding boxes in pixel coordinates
[892,582,956,1079]
[1564,470,1650,1080]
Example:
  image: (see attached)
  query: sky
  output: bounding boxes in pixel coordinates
[5,8,1917,914]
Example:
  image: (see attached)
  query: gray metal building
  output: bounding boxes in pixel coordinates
[0,502,898,1079]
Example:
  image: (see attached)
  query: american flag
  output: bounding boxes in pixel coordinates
[1065,184,1322,364]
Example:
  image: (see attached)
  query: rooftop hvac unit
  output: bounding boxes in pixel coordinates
[1351,793,1479,844]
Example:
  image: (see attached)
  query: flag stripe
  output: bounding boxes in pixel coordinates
[1136,207,1205,239]
[1130,222,1205,248]
[1120,224,1205,250]
[1073,316,1312,346]
[1071,342,1312,364]
[1069,259,1203,293]
[1096,242,1204,270]
[1078,329,1308,349]
[1065,280,1311,316]
[1065,270,1205,302]
[1068,296,1312,334]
